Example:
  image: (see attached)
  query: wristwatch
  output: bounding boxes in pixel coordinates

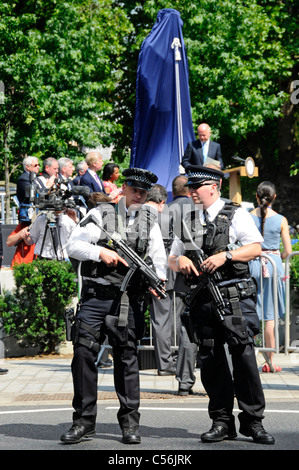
[225,251,233,262]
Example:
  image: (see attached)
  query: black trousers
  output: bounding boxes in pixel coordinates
[193,297,265,428]
[71,294,144,430]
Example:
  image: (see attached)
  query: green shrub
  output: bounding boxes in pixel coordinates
[0,260,77,353]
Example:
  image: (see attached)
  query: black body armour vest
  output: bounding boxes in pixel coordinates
[183,200,250,282]
[80,201,157,291]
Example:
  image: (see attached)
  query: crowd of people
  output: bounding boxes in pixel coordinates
[9,151,117,264]
[2,122,294,446]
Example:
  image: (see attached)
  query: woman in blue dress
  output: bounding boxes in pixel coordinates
[249,181,292,372]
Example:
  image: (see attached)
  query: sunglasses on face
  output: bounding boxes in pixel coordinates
[188,182,215,190]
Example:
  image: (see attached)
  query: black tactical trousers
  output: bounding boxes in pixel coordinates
[199,340,265,428]
[71,294,143,430]
[193,297,265,428]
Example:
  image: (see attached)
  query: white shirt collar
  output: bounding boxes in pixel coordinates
[202,197,224,223]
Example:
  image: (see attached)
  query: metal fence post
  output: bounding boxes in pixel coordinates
[255,254,280,355]
[284,251,299,355]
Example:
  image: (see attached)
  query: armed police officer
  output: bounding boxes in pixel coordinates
[60,168,167,445]
[169,165,275,445]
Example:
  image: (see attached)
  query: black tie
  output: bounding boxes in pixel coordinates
[203,209,209,226]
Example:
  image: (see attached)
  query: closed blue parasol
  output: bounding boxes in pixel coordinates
[130,9,195,197]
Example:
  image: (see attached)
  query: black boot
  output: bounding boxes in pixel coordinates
[60,424,95,444]
[122,425,141,444]
[239,422,275,445]
[201,423,237,442]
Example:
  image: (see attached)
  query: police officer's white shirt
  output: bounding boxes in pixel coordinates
[66,206,167,280]
[170,197,264,257]
[30,212,77,260]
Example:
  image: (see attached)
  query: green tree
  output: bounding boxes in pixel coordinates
[136,1,291,144]
[0,0,132,221]
[117,1,298,218]
[1,1,298,221]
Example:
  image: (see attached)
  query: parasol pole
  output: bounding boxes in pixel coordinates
[171,38,184,172]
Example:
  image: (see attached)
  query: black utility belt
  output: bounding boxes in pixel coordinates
[82,281,121,299]
[217,277,257,300]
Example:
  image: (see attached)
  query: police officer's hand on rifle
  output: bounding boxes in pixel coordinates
[175,255,199,277]
[99,247,129,268]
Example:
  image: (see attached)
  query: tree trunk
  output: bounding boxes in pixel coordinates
[4,154,11,224]
[3,123,11,225]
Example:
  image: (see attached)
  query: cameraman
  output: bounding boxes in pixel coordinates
[24,208,78,261]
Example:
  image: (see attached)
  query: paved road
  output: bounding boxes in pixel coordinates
[0,400,298,451]
[0,352,298,454]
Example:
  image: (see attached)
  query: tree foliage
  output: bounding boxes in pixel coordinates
[0,0,298,218]
[117,1,298,219]
[133,1,293,144]
[0,0,132,185]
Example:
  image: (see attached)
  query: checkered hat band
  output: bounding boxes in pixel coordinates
[127,175,150,183]
[188,171,220,180]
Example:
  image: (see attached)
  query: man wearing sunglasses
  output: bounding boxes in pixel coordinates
[169,165,274,445]
[16,156,40,205]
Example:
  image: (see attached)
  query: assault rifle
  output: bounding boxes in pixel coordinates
[181,218,225,321]
[80,213,167,299]
[180,218,250,348]
[180,218,226,344]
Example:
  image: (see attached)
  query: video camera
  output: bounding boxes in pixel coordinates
[25,172,90,212]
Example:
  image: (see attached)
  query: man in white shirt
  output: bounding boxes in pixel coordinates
[25,210,77,260]
[60,168,166,445]
[169,165,275,445]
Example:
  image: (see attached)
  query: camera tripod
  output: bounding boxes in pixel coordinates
[39,211,64,260]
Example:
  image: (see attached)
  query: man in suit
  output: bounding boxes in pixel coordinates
[16,156,40,204]
[73,161,88,186]
[182,123,223,170]
[80,150,106,193]
[58,157,75,190]
[35,157,59,190]
[145,184,177,376]
[167,175,198,395]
